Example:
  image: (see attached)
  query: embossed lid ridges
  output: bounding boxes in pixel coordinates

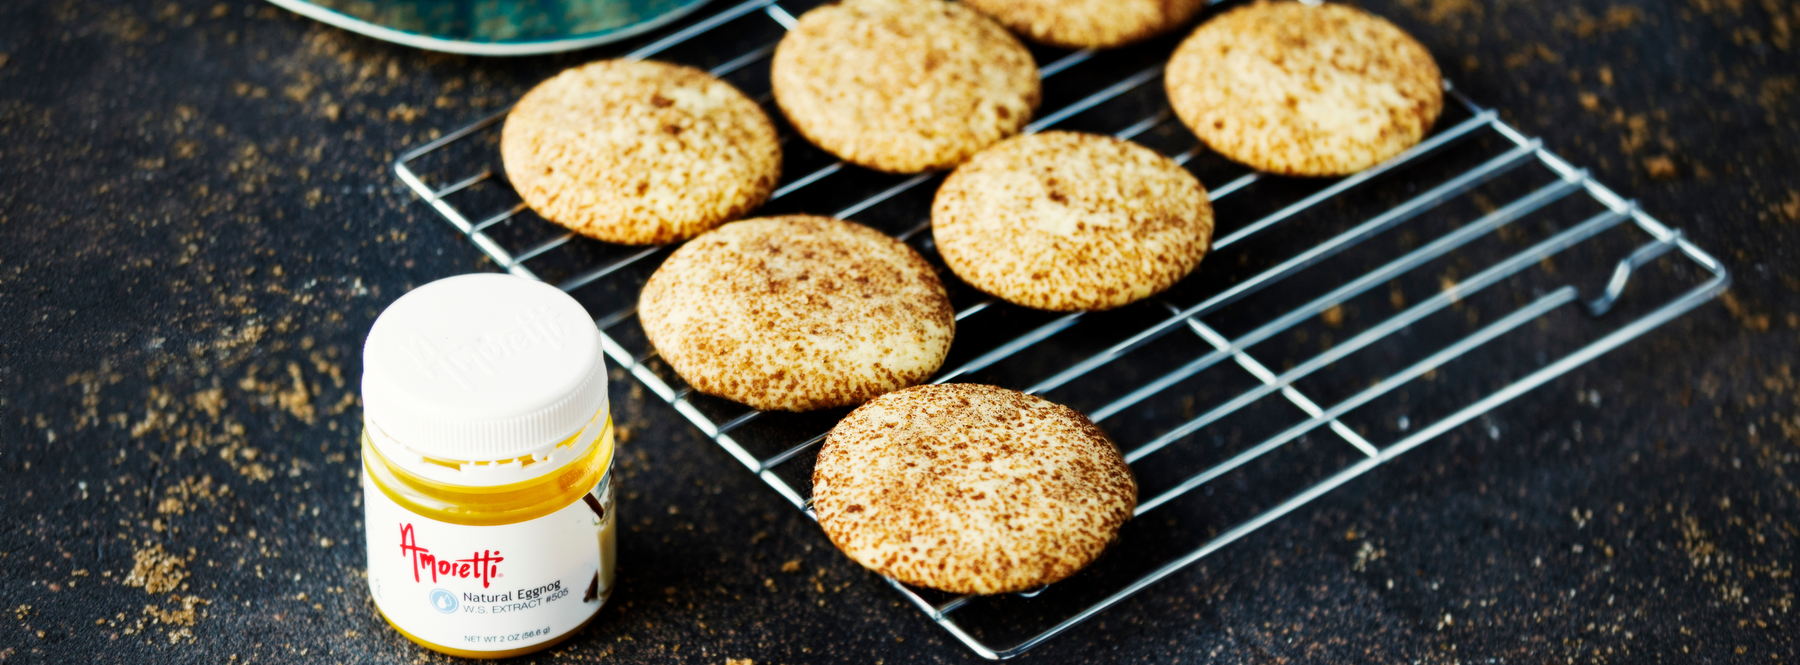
[361,273,607,460]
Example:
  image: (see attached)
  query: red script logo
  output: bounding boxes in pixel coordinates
[398,523,505,588]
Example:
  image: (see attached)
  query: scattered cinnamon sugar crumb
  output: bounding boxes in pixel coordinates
[1405,0,1482,26]
[1321,304,1346,329]
[386,103,422,123]
[1775,190,1800,222]
[278,362,315,423]
[157,475,225,515]
[236,361,321,424]
[1644,155,1678,179]
[326,391,358,416]
[1603,5,1643,31]
[780,559,802,573]
[238,461,274,482]
[144,595,210,627]
[1719,292,1773,332]
[1351,540,1387,571]
[123,544,190,594]
[1618,113,1652,153]
[190,387,225,420]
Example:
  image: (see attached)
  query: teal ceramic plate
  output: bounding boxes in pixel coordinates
[266,0,715,55]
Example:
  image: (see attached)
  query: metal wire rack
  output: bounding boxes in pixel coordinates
[391,0,1730,657]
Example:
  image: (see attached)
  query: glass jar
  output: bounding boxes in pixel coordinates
[359,273,617,658]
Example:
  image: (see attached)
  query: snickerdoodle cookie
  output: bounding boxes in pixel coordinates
[1165,0,1443,176]
[931,131,1214,311]
[813,383,1136,595]
[638,215,954,412]
[501,59,782,245]
[961,0,1207,49]
[770,0,1040,173]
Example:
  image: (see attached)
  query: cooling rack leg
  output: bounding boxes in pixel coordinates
[1382,272,1728,460]
[1586,230,1684,316]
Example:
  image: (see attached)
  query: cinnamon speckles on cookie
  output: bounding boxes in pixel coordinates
[813,384,1136,595]
[932,131,1214,312]
[770,0,1040,173]
[1165,0,1444,177]
[962,0,1206,49]
[501,59,782,245]
[638,215,954,412]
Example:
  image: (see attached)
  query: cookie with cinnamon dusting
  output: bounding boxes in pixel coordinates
[1165,0,1443,176]
[770,0,1040,173]
[501,59,781,245]
[638,215,954,412]
[813,384,1136,595]
[962,0,1207,49]
[932,131,1214,312]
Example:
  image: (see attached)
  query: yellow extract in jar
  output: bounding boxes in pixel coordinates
[360,273,617,659]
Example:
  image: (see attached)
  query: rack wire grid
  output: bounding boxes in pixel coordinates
[391,0,1730,657]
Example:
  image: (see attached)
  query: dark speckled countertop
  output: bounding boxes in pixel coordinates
[1,0,1796,663]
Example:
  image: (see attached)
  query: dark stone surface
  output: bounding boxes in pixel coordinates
[2,0,1796,663]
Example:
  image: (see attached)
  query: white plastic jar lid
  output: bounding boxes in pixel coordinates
[361,273,607,462]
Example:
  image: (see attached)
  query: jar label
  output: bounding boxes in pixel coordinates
[363,474,617,651]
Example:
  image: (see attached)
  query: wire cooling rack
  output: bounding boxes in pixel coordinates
[391,0,1730,657]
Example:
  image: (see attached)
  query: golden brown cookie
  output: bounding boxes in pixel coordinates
[961,0,1207,49]
[931,131,1214,312]
[813,384,1136,595]
[638,215,954,412]
[1165,0,1444,176]
[501,59,782,245]
[770,0,1040,173]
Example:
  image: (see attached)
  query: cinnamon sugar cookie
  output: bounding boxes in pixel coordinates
[931,131,1214,312]
[813,384,1136,595]
[770,0,1040,173]
[637,215,954,412]
[1165,0,1443,176]
[962,0,1207,49]
[501,59,782,245]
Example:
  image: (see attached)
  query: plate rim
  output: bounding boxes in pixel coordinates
[264,0,717,55]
